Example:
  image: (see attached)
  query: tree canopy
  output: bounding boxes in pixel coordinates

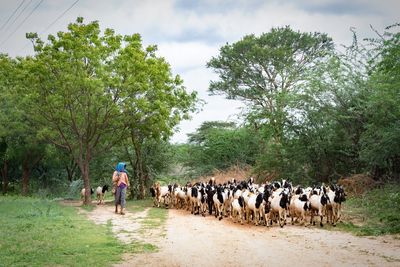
[1,17,197,201]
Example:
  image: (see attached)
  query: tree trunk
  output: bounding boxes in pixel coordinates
[76,141,92,205]
[81,146,92,205]
[132,138,145,199]
[136,149,145,199]
[78,160,92,205]
[2,160,9,194]
[66,158,77,182]
[83,162,91,205]
[22,160,30,196]
[125,146,136,200]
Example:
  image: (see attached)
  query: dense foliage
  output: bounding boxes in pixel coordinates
[0,18,197,200]
[181,121,261,177]
[1,21,399,197]
[202,25,400,183]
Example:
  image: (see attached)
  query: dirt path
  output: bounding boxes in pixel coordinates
[80,203,400,267]
[78,202,163,245]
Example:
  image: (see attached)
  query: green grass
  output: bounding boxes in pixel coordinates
[142,207,168,228]
[80,203,96,212]
[126,241,159,253]
[0,196,125,267]
[336,183,400,236]
[125,198,154,213]
[0,196,171,266]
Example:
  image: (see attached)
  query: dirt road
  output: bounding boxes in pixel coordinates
[83,205,400,267]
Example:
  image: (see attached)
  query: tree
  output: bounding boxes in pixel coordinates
[207,26,334,177]
[0,54,47,195]
[112,35,197,198]
[360,24,400,179]
[184,121,261,177]
[24,18,125,203]
[0,54,15,194]
[24,18,197,202]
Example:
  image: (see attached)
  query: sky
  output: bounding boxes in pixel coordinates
[0,0,398,143]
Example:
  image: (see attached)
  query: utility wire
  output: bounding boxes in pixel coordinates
[41,0,80,34]
[1,0,44,47]
[3,0,33,35]
[0,0,26,31]
[17,0,81,54]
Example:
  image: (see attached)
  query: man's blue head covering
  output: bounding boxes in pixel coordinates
[116,162,126,172]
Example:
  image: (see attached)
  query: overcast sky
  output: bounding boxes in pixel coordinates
[0,0,398,142]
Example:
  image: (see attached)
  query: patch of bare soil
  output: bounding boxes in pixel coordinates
[117,209,400,267]
[71,200,163,245]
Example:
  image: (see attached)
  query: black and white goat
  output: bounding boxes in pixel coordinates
[326,184,346,226]
[206,184,215,215]
[289,193,310,225]
[190,184,207,216]
[81,187,94,202]
[246,192,262,226]
[96,185,109,205]
[231,196,245,224]
[259,186,273,226]
[309,186,330,227]
[270,188,290,227]
[213,186,227,220]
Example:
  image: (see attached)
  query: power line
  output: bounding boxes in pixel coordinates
[3,0,33,35]
[17,0,81,54]
[0,0,44,47]
[0,0,26,31]
[41,0,80,34]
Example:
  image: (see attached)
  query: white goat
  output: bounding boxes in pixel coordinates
[270,189,290,227]
[289,194,310,225]
[96,185,109,205]
[309,188,330,227]
[231,196,245,224]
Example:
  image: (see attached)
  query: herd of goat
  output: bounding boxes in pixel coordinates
[150,178,347,228]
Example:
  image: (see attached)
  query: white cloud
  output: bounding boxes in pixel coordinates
[157,41,219,72]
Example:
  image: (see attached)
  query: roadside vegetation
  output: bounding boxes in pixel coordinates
[0,196,124,266]
[0,196,169,266]
[337,183,400,236]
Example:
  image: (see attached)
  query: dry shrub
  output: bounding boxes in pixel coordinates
[337,174,378,196]
[194,165,252,185]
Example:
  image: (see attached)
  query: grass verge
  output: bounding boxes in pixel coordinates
[336,183,400,236]
[125,198,154,213]
[0,196,124,266]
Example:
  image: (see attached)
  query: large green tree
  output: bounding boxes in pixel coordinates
[25,18,126,203]
[112,34,197,198]
[23,18,197,202]
[0,54,17,194]
[360,25,400,179]
[207,26,334,177]
[0,55,47,195]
